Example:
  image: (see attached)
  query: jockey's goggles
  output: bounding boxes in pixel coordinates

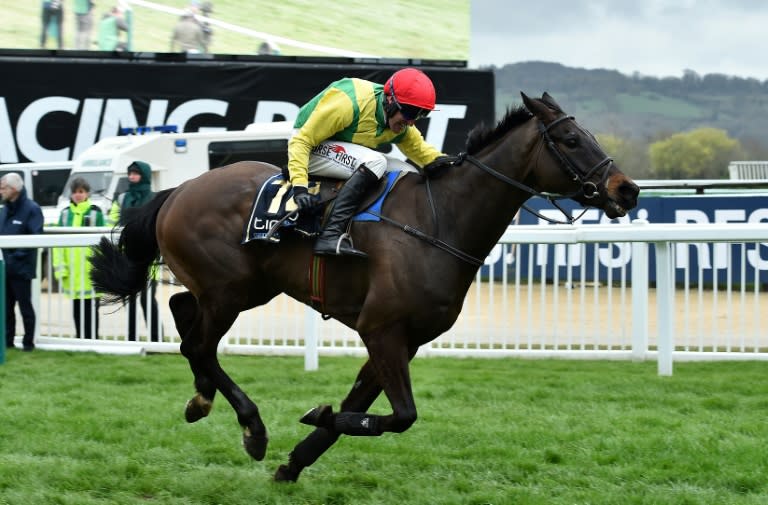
[390,92,430,121]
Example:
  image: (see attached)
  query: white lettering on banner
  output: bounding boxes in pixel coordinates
[0,97,17,163]
[18,96,79,161]
[535,209,602,268]
[713,209,746,269]
[675,209,711,269]
[480,205,768,273]
[99,99,137,140]
[675,208,768,271]
[1,96,465,163]
[166,99,228,132]
[253,100,300,123]
[747,208,768,268]
[422,105,467,154]
[597,212,632,267]
[146,100,170,131]
[72,98,103,159]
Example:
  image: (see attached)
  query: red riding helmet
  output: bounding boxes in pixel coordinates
[384,68,436,111]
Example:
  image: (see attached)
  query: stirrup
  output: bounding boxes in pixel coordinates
[334,233,353,254]
[314,233,368,258]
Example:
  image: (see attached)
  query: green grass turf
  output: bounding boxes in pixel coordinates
[1,350,767,504]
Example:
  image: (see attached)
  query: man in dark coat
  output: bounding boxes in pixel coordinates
[0,173,44,351]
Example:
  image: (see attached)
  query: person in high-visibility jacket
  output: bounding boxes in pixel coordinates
[287,67,445,258]
[53,177,105,339]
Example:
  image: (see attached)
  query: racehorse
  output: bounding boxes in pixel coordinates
[89,92,639,482]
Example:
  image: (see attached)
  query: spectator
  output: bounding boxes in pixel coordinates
[170,10,205,53]
[41,0,64,49]
[198,1,214,53]
[97,6,128,51]
[257,40,281,55]
[53,178,105,339]
[73,0,95,50]
[109,161,163,342]
[0,173,44,351]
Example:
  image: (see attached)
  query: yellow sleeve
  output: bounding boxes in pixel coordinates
[287,88,354,187]
[52,213,68,279]
[108,200,120,226]
[395,126,445,168]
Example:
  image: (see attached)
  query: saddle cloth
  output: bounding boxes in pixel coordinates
[242,171,404,244]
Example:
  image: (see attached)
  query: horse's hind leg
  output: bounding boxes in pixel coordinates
[169,291,216,422]
[181,295,270,461]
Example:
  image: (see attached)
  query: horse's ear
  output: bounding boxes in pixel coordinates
[520,92,536,112]
[540,92,563,112]
[520,91,556,122]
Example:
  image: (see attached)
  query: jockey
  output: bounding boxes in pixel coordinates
[287,67,445,258]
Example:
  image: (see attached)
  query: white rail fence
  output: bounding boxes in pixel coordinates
[2,220,767,375]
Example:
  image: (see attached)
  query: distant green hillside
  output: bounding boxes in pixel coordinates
[492,61,768,152]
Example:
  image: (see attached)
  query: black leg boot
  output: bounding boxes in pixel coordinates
[313,165,379,258]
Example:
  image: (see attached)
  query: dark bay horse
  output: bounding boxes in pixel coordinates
[90,92,639,482]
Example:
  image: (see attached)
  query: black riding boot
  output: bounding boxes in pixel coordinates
[313,165,379,258]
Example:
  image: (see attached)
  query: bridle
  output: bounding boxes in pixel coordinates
[458,114,614,225]
[336,113,616,266]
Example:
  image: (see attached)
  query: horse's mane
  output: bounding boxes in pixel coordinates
[465,105,532,155]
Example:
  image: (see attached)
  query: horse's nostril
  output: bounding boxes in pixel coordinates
[619,181,640,200]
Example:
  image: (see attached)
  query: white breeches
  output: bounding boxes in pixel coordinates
[306,139,417,180]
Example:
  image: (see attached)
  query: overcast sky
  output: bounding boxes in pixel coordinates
[470,0,768,80]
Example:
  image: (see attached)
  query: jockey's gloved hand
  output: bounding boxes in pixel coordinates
[423,156,454,179]
[293,186,313,210]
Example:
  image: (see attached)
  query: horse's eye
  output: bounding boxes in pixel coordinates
[564,134,579,148]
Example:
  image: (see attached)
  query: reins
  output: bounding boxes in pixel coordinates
[367,116,615,266]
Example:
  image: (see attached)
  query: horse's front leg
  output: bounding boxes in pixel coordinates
[313,329,418,436]
[279,325,418,480]
[275,359,384,482]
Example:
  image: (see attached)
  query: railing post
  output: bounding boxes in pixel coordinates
[304,306,318,371]
[631,219,649,361]
[32,248,42,342]
[654,241,674,376]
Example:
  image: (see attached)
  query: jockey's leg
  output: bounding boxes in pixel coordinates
[306,141,387,258]
[313,164,379,258]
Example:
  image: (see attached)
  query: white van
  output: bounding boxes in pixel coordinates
[0,161,73,225]
[57,122,294,220]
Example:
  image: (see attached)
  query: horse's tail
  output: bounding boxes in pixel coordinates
[90,188,176,304]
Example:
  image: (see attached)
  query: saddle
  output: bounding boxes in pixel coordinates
[242,170,407,244]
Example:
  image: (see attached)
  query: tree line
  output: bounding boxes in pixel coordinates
[489,61,768,179]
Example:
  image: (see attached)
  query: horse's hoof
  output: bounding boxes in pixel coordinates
[184,395,212,423]
[274,464,299,482]
[299,404,333,428]
[243,426,268,461]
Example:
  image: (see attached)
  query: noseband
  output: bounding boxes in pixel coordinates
[537,115,613,200]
